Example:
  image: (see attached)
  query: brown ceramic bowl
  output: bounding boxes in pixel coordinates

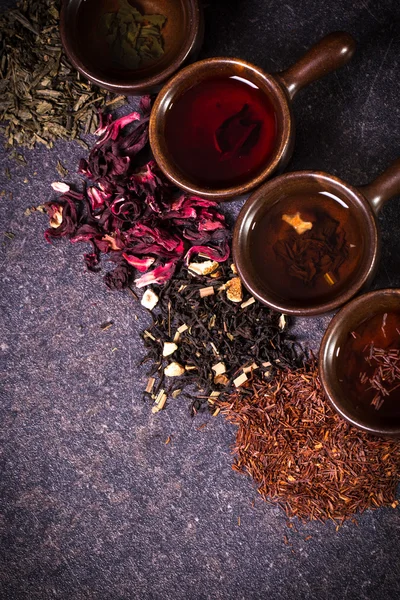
[60,0,204,95]
[233,159,400,316]
[319,289,400,436]
[150,32,355,199]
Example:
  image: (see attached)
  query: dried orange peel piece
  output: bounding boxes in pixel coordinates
[282,212,313,235]
[324,272,337,286]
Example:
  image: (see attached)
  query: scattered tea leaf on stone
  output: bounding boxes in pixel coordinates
[56,161,69,178]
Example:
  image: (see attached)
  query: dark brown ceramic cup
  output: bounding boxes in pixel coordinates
[150,32,355,199]
[60,0,204,95]
[319,289,400,436]
[233,158,400,316]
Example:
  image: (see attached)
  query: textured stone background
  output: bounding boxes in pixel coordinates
[1,1,400,599]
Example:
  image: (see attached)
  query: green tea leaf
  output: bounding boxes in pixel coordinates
[36,100,53,115]
[145,14,167,29]
[103,0,167,69]
[0,0,127,150]
[56,160,68,178]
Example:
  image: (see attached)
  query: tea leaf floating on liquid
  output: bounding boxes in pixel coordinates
[214,104,262,160]
[103,0,167,70]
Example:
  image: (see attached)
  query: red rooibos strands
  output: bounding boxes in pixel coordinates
[219,361,400,523]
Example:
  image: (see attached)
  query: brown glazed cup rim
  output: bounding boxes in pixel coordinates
[59,0,203,95]
[149,32,356,199]
[149,57,292,200]
[319,288,400,437]
[233,158,400,316]
[233,170,379,316]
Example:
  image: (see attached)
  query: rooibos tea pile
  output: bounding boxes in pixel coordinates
[0,0,125,149]
[43,98,230,289]
[338,311,400,415]
[164,77,277,188]
[249,190,363,305]
[219,361,400,523]
[140,261,301,415]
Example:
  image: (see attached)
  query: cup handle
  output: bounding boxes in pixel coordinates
[276,32,356,100]
[357,158,400,214]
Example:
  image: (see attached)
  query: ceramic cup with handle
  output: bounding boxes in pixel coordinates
[319,288,400,437]
[150,32,356,199]
[233,158,400,316]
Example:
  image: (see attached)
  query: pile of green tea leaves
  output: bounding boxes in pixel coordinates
[0,0,125,149]
[103,0,167,70]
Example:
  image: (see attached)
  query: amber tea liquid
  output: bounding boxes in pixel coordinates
[338,311,400,417]
[164,76,277,188]
[249,191,364,305]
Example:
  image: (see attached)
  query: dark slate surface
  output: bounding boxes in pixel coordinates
[1,1,400,599]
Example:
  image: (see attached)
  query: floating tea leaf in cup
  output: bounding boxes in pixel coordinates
[338,311,400,416]
[248,189,364,306]
[164,76,277,188]
[77,0,167,72]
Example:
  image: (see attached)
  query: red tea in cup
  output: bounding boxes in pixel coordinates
[164,76,277,188]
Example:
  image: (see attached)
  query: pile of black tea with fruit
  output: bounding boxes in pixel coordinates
[219,360,400,524]
[139,261,302,414]
[0,0,125,148]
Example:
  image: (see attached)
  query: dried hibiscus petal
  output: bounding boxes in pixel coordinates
[104,263,132,290]
[135,261,178,288]
[171,194,219,211]
[122,253,155,272]
[110,197,142,221]
[70,224,101,244]
[95,111,141,144]
[198,219,225,232]
[85,251,101,272]
[114,121,149,157]
[185,243,230,264]
[43,99,230,290]
[44,192,81,241]
[129,223,182,252]
[87,186,111,212]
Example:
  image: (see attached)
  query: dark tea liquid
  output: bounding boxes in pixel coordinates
[338,311,400,418]
[249,191,364,305]
[164,76,277,188]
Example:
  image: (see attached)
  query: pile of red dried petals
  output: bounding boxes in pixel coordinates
[44,97,230,290]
